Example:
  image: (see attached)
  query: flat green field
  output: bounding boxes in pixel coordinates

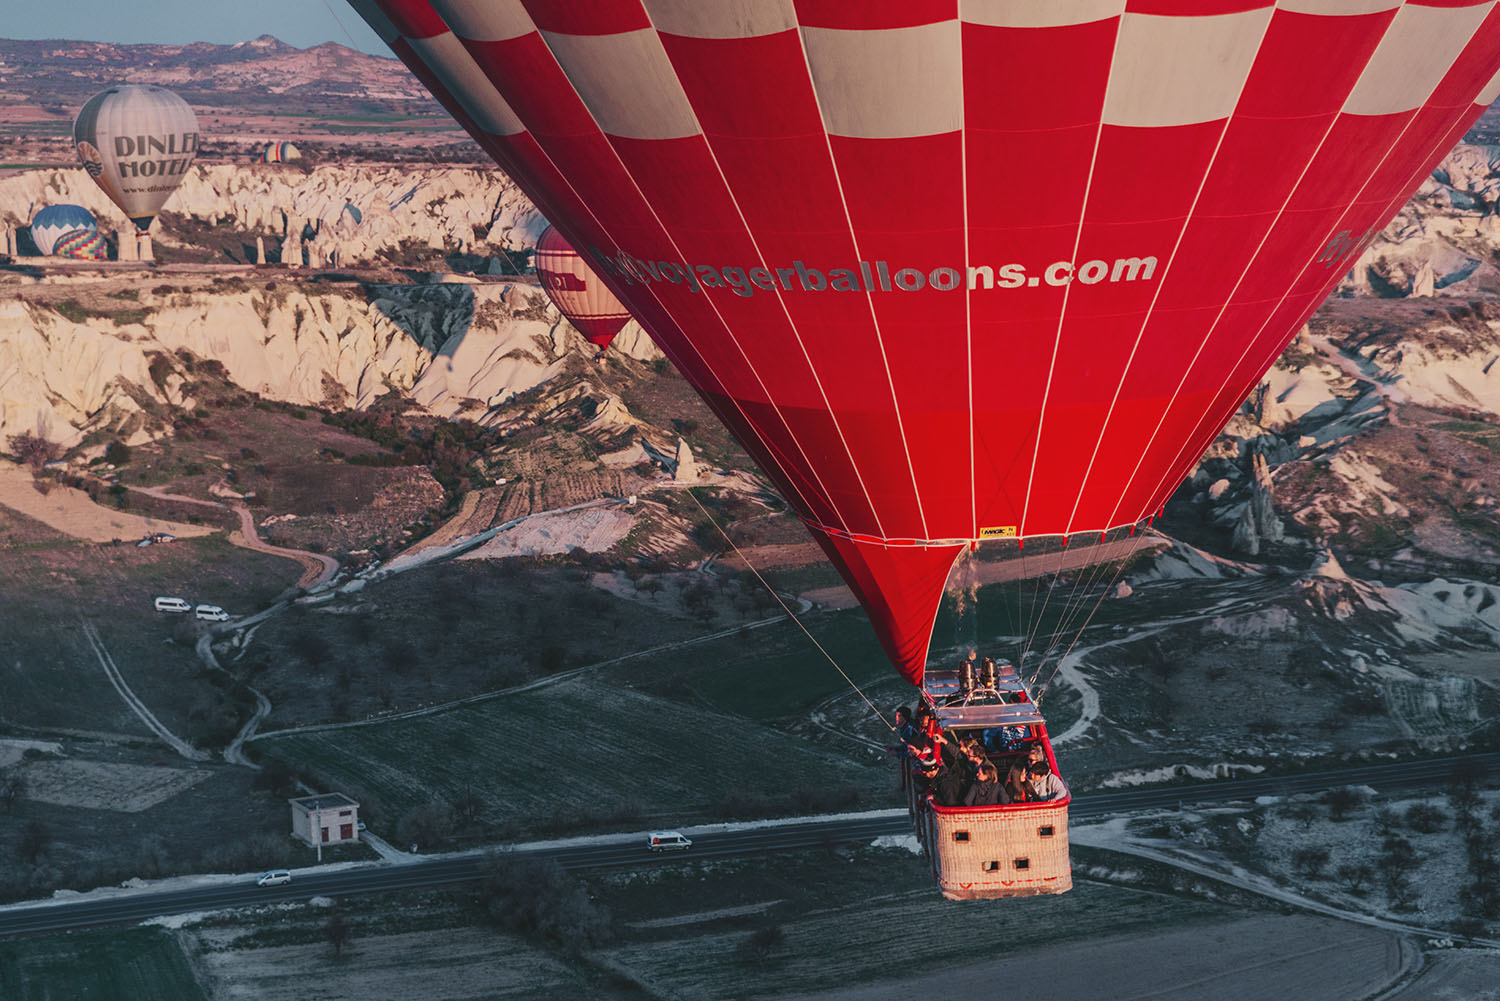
[597,862,1238,1000]
[259,673,888,831]
[0,511,292,738]
[0,926,204,1001]
[140,849,1247,1001]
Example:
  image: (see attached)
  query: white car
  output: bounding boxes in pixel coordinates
[647,831,692,852]
[255,870,291,886]
[154,596,191,613]
[194,604,230,622]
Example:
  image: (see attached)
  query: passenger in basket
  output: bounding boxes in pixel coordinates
[930,758,968,807]
[917,708,950,755]
[1026,742,1047,769]
[913,760,941,797]
[916,740,944,772]
[958,737,986,779]
[1005,762,1031,803]
[963,762,1003,806]
[1027,760,1069,801]
[891,706,919,759]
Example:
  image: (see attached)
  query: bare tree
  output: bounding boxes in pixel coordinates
[0,770,25,813]
[1370,806,1401,836]
[324,910,353,957]
[1325,787,1364,821]
[6,431,60,473]
[1286,803,1318,830]
[478,853,612,951]
[741,925,787,965]
[1403,803,1448,834]
[1336,862,1373,894]
[17,820,50,865]
[1378,836,1419,907]
[396,799,454,851]
[1292,846,1331,879]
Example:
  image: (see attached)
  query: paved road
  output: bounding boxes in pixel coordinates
[0,751,1493,939]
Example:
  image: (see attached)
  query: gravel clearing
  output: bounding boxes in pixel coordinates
[21,759,210,813]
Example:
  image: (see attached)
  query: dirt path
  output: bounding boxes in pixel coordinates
[0,462,212,543]
[227,505,338,588]
[194,631,270,767]
[81,623,209,762]
[125,484,338,588]
[1073,818,1500,948]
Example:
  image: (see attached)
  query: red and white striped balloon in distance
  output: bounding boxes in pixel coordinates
[350,0,1500,688]
[535,224,633,354]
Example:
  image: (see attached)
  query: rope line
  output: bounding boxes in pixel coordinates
[1034,527,1162,704]
[686,488,894,732]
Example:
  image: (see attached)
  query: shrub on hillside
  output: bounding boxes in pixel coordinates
[477,853,612,951]
[6,431,60,472]
[741,925,786,965]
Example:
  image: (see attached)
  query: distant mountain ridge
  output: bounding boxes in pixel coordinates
[0,34,435,106]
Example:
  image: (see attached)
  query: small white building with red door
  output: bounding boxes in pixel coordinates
[290,792,360,847]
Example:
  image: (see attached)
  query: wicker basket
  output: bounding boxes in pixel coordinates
[909,783,1072,900]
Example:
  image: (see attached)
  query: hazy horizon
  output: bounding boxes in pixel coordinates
[3,2,386,56]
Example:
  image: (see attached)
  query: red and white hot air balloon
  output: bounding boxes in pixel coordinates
[345,0,1500,689]
[348,0,1500,904]
[535,223,633,354]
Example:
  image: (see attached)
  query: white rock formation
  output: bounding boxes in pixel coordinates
[1411,259,1435,297]
[0,164,545,267]
[673,437,699,483]
[0,281,613,444]
[0,301,157,447]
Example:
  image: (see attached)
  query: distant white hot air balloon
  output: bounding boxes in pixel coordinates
[73,84,199,255]
[29,204,98,256]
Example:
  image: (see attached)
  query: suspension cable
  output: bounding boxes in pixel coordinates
[685,488,895,732]
[1033,529,1128,681]
[1034,525,1162,703]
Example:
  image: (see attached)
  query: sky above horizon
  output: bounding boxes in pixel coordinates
[6,1,387,55]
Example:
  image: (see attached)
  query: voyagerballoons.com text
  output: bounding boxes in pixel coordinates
[587,248,1158,297]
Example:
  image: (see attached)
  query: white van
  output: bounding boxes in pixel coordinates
[647,831,692,852]
[194,604,230,622]
[256,870,291,886]
[154,597,191,613]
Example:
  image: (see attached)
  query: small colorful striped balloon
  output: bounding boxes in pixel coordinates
[52,228,109,261]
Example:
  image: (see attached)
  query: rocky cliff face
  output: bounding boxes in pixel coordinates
[0,279,659,448]
[0,163,544,262]
[1344,144,1500,299]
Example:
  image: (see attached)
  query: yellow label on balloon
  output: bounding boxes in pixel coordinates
[979,525,1017,538]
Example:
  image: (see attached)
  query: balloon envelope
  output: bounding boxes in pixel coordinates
[73,84,199,231]
[259,141,301,163]
[352,0,1500,685]
[535,224,632,348]
[52,229,109,261]
[29,205,97,256]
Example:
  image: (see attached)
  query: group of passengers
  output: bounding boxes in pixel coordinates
[894,704,1068,808]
